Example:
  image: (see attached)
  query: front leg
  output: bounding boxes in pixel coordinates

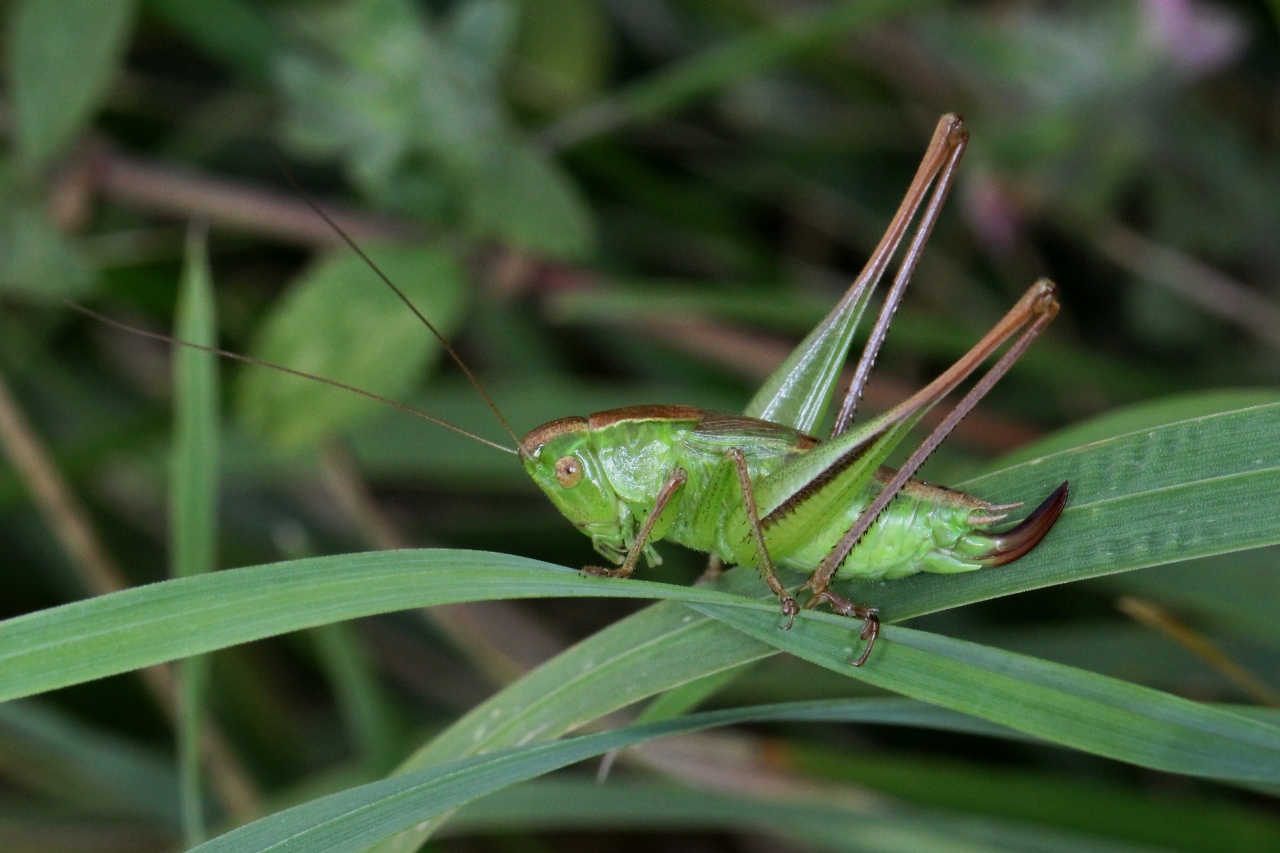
[582,468,687,579]
[728,448,799,629]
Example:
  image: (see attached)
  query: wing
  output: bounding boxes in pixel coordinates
[683,411,816,470]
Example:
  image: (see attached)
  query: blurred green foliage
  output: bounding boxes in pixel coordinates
[2,0,1280,851]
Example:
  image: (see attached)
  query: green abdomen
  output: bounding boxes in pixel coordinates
[775,480,996,580]
[671,463,997,582]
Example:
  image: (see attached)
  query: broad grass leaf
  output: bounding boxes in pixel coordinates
[3,398,1278,849]
[994,389,1280,467]
[371,396,1280,850]
[839,399,1280,621]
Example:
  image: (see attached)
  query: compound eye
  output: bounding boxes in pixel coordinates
[554,455,584,489]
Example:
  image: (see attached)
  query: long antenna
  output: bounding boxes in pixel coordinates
[66,301,520,456]
[273,156,528,458]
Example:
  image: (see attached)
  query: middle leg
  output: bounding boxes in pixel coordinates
[728,448,799,629]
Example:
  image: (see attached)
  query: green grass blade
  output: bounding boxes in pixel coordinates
[9,545,1277,780]
[171,228,219,587]
[992,389,1280,467]
[2,400,1278,847]
[449,777,1276,853]
[311,623,400,775]
[694,604,1280,785]
[171,226,220,846]
[635,667,745,723]
[0,552,758,702]
[186,710,798,853]
[186,699,1153,853]
[785,745,1280,853]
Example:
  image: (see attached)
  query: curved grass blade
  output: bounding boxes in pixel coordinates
[185,698,1162,853]
[0,551,758,703]
[5,548,1278,783]
[545,0,933,147]
[992,389,1280,467]
[692,604,1280,786]
[780,743,1280,853]
[448,777,1280,853]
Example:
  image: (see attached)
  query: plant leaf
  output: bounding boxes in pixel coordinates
[7,0,137,170]
[847,400,1280,622]
[237,244,467,449]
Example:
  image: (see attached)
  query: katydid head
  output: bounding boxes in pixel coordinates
[520,418,629,563]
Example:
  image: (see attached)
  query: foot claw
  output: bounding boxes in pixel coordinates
[850,612,880,666]
[859,609,880,640]
[581,565,627,579]
[779,597,799,630]
[813,590,880,666]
